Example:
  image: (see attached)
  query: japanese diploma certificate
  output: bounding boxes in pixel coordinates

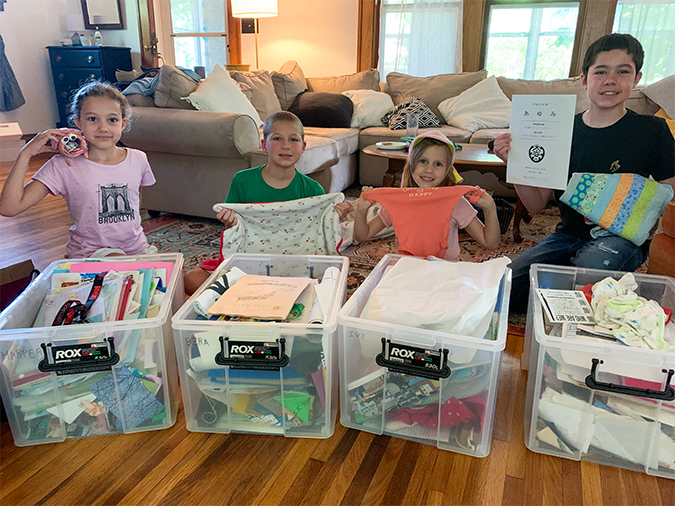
[506,95,576,190]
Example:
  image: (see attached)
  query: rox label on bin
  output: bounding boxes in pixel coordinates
[388,343,442,370]
[227,341,281,361]
[52,342,111,364]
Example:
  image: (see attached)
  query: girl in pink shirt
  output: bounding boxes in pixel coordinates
[0,81,156,258]
[354,131,500,260]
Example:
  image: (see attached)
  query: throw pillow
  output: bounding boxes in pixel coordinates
[342,89,394,128]
[496,76,589,114]
[288,92,354,128]
[185,64,262,126]
[271,60,307,110]
[307,69,380,93]
[382,97,442,130]
[154,64,199,109]
[229,69,282,121]
[437,76,511,132]
[643,75,675,119]
[386,70,487,120]
[655,108,675,137]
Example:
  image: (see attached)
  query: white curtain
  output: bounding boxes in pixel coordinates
[380,0,463,78]
[613,0,675,84]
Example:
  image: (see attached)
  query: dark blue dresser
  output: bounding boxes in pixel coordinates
[47,46,132,127]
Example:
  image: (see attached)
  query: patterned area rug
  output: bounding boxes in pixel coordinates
[141,204,562,334]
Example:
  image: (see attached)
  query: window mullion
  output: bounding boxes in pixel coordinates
[524,7,543,79]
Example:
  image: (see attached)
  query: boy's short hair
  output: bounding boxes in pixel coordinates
[262,111,305,140]
[582,33,644,75]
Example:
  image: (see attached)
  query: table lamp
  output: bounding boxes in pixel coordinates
[231,0,278,69]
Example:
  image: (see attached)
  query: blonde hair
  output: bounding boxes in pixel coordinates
[402,137,455,188]
[68,80,131,129]
[262,111,305,140]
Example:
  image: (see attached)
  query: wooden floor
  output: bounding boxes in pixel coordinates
[1,156,674,506]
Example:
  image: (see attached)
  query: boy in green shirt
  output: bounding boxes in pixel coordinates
[185,111,352,294]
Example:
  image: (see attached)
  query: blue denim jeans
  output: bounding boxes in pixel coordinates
[509,232,647,312]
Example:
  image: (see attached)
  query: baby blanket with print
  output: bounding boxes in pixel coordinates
[213,193,344,257]
[560,173,674,246]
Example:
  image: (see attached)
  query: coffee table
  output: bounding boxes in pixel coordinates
[362,143,527,242]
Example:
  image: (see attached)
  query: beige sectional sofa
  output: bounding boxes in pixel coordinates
[121,63,661,219]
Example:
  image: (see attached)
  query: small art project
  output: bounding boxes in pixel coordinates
[560,172,674,246]
[207,275,311,320]
[57,131,88,158]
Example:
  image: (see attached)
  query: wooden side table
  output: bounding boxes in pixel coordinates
[361,143,527,242]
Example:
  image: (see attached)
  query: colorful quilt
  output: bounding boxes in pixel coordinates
[560,173,674,246]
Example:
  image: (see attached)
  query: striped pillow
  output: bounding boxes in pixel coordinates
[560,172,674,246]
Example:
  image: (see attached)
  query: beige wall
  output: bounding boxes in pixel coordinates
[0,0,141,134]
[240,0,359,77]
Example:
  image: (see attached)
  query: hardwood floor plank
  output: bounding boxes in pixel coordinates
[299,428,360,505]
[252,439,320,506]
[658,475,675,506]
[280,458,324,506]
[580,461,604,506]
[523,445,545,506]
[360,436,408,506]
[493,334,523,442]
[441,453,472,506]
[621,467,663,506]
[400,444,439,506]
[423,489,445,506]
[562,459,583,506]
[427,449,456,493]
[339,438,388,506]
[502,476,525,506]
[541,454,564,506]
[380,440,422,506]
[311,420,349,462]
[461,439,508,506]
[599,465,628,506]
[320,431,375,506]
[506,367,529,480]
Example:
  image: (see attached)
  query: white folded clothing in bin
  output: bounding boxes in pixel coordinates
[360,256,510,338]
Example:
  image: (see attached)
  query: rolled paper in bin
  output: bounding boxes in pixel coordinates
[193,267,246,318]
[308,267,341,324]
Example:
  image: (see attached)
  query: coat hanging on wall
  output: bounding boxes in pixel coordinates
[0,34,25,111]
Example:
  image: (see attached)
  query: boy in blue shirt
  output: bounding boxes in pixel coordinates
[490,33,675,311]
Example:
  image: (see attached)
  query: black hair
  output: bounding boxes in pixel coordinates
[582,33,644,75]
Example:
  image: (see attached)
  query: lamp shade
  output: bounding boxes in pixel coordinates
[231,0,278,18]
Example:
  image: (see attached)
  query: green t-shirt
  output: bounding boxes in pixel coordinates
[225,165,325,204]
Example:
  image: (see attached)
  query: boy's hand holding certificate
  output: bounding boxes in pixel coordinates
[506,95,576,190]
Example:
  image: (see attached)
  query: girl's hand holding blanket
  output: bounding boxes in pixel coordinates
[215,206,238,229]
[334,200,354,220]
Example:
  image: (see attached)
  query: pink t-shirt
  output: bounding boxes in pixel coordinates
[378,195,477,261]
[33,149,155,258]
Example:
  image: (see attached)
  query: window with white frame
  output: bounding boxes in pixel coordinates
[613,0,675,85]
[484,1,580,80]
[160,0,228,73]
[379,0,463,79]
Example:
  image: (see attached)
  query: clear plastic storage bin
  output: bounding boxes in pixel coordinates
[337,255,511,458]
[0,253,184,446]
[172,254,348,438]
[524,264,675,479]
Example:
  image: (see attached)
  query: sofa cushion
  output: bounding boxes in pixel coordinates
[185,64,262,126]
[288,92,354,128]
[154,64,199,109]
[307,69,380,93]
[271,60,307,110]
[127,94,155,108]
[249,135,339,176]
[496,76,590,114]
[382,97,442,130]
[386,70,488,120]
[229,69,282,121]
[304,127,360,157]
[341,89,394,128]
[469,128,509,144]
[359,125,472,149]
[438,76,511,132]
[641,75,674,117]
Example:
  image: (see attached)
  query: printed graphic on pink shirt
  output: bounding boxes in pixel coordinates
[99,183,135,224]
